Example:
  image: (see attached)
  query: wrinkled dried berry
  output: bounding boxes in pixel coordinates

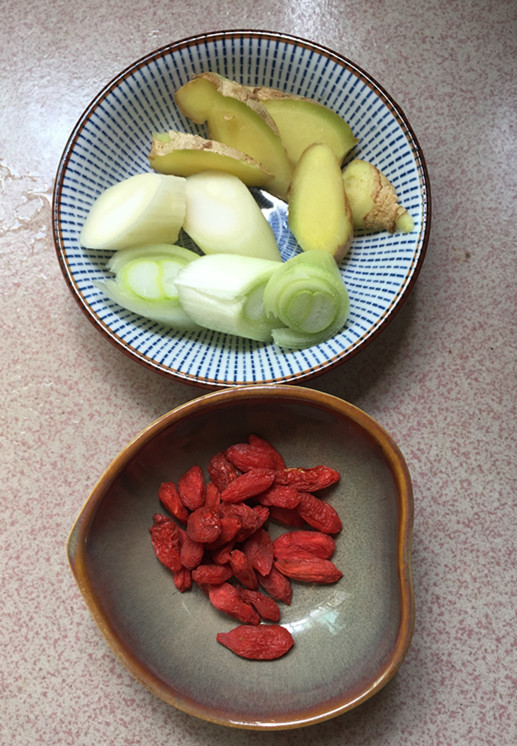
[275,556,343,584]
[216,624,294,660]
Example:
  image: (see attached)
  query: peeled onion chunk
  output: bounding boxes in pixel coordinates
[80,172,186,250]
[174,252,282,341]
[96,243,201,329]
[182,171,282,261]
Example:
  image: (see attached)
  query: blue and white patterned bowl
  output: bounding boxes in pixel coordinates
[53,30,431,388]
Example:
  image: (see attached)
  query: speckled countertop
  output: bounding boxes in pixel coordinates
[1,0,516,744]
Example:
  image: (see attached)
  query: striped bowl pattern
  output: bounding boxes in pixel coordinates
[53,30,431,388]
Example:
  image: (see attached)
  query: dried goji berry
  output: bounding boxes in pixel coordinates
[186,506,222,544]
[258,566,293,605]
[149,515,182,572]
[191,563,233,585]
[208,451,240,492]
[158,482,189,523]
[150,439,345,662]
[179,532,205,569]
[210,540,236,565]
[216,624,294,660]
[225,442,280,472]
[172,567,192,592]
[243,527,274,576]
[273,530,335,560]
[204,481,221,510]
[234,504,270,542]
[268,506,308,528]
[205,515,242,550]
[247,434,286,470]
[220,502,269,542]
[256,484,302,509]
[177,464,205,511]
[207,583,260,625]
[151,512,172,525]
[275,556,342,584]
[220,468,276,504]
[275,465,340,491]
[229,549,258,590]
[296,492,342,534]
[239,588,281,622]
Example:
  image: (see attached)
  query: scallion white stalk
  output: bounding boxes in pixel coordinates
[263,250,350,348]
[80,172,186,250]
[182,171,282,261]
[174,253,282,341]
[95,243,201,329]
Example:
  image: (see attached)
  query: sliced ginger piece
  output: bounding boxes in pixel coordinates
[174,75,293,200]
[149,131,273,188]
[342,159,414,234]
[288,143,354,262]
[250,87,358,165]
[192,73,280,132]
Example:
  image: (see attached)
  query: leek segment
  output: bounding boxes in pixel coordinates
[80,172,186,250]
[183,171,282,261]
[174,253,281,341]
[263,250,350,349]
[96,244,201,329]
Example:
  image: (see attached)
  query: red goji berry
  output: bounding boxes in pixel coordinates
[219,502,269,542]
[205,515,242,550]
[268,506,309,528]
[208,451,240,492]
[191,563,233,585]
[158,482,189,523]
[172,567,192,592]
[210,540,236,565]
[256,484,302,509]
[207,582,260,625]
[225,443,279,472]
[258,566,293,605]
[177,464,205,511]
[229,549,258,590]
[216,624,294,660]
[180,532,205,569]
[239,588,281,622]
[275,465,340,491]
[275,556,343,584]
[151,512,172,525]
[204,481,221,510]
[273,530,335,560]
[296,492,342,534]
[247,434,286,470]
[151,439,345,661]
[243,527,274,576]
[235,504,270,542]
[149,515,182,572]
[186,506,222,544]
[220,468,276,504]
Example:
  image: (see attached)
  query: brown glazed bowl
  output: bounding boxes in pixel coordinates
[67,385,414,730]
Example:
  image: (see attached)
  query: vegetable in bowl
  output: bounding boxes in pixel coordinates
[53,30,430,385]
[81,72,412,350]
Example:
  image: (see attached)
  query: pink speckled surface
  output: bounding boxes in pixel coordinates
[1,0,516,743]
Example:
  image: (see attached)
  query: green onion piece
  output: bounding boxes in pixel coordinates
[182,171,282,261]
[80,172,186,250]
[95,243,201,329]
[174,253,282,341]
[263,250,350,349]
